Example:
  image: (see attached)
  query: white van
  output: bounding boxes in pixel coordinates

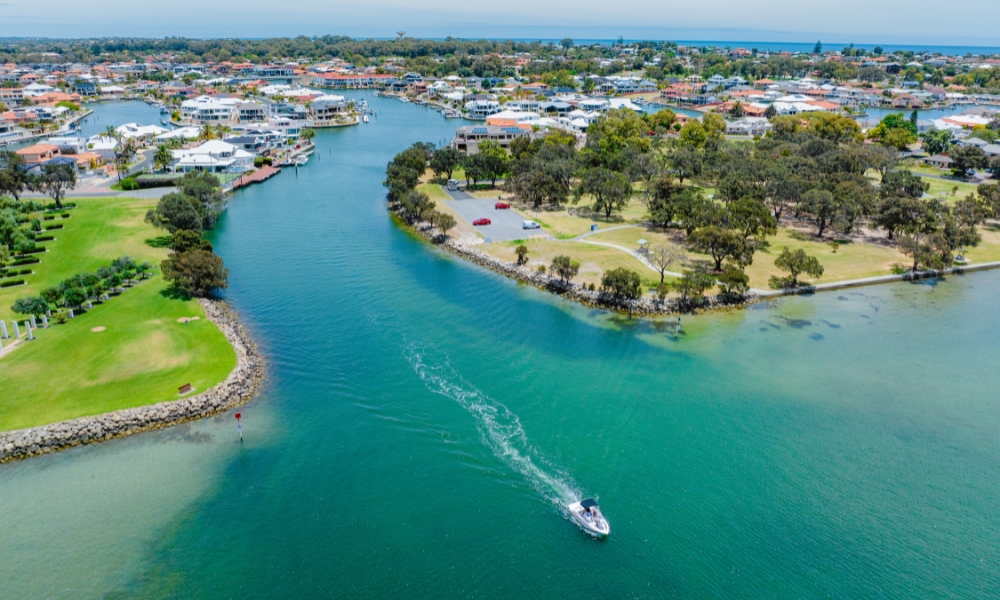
[446,179,459,191]
[522,220,540,230]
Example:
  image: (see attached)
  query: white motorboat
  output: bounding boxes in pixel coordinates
[568,499,609,537]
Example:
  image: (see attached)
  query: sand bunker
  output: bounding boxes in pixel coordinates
[91,326,106,332]
[176,317,201,323]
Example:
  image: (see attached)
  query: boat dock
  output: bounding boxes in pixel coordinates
[232,165,281,189]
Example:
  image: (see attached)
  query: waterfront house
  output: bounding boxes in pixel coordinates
[309,97,351,121]
[99,85,127,100]
[310,73,395,89]
[170,140,254,173]
[464,99,502,120]
[114,123,167,141]
[46,136,87,154]
[224,134,271,154]
[153,127,201,143]
[451,124,532,153]
[180,95,237,124]
[273,102,309,120]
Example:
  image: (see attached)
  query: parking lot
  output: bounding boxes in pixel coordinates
[443,189,548,242]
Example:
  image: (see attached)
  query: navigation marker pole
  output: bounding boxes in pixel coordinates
[235,412,243,442]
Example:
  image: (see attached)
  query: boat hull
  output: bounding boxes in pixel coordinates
[567,502,609,536]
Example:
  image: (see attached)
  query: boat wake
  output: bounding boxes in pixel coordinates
[403,342,582,512]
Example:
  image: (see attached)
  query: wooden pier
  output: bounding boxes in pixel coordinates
[232,166,281,189]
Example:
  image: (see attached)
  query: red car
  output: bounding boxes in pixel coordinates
[495,201,510,210]
[473,218,492,226]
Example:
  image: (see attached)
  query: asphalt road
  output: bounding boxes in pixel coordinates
[443,190,546,241]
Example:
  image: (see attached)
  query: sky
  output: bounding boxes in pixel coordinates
[1,0,997,46]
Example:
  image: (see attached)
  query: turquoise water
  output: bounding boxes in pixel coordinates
[2,95,1000,598]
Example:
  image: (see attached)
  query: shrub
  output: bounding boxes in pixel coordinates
[35,235,54,242]
[11,257,40,266]
[45,224,63,230]
[253,156,265,168]
[120,177,140,191]
[0,279,25,288]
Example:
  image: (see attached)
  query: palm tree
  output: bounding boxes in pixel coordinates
[113,139,137,182]
[300,127,316,143]
[104,125,119,141]
[199,124,216,142]
[214,124,232,138]
[153,144,173,172]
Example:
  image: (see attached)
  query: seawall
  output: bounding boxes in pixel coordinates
[0,299,263,463]
[396,211,744,316]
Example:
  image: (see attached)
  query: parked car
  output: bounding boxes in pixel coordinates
[473,218,492,226]
[522,220,540,230]
[446,179,459,191]
[495,202,510,209]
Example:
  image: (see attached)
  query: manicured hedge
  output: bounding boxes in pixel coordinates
[45,224,63,230]
[18,247,46,254]
[136,174,182,188]
[0,279,25,288]
[11,257,40,266]
[35,235,54,242]
[1,268,33,277]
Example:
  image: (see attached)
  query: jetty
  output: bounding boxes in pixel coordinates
[232,165,280,189]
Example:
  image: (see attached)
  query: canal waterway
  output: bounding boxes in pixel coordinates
[2,93,999,598]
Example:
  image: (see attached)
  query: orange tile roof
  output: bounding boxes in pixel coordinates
[16,143,59,156]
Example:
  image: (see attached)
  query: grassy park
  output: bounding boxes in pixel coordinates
[0,196,235,432]
[420,175,1000,293]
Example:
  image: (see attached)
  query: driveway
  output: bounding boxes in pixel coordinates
[443,188,548,242]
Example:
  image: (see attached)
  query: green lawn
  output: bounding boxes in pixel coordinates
[919,176,980,201]
[480,238,674,291]
[1,196,168,323]
[0,196,236,432]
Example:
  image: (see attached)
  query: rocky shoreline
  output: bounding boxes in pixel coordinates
[0,299,263,463]
[397,210,753,317]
